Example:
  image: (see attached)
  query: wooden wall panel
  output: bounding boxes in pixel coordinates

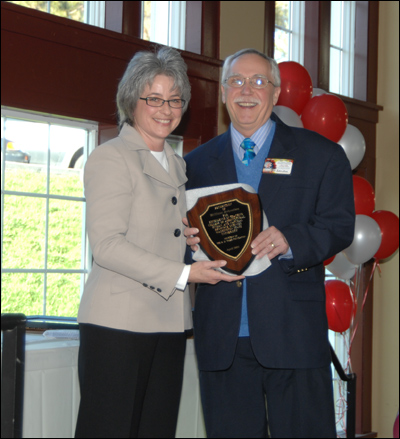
[1,2,221,148]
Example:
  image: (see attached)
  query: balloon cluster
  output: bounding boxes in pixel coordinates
[275,61,400,333]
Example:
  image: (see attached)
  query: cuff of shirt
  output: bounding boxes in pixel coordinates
[279,247,293,260]
[176,265,191,291]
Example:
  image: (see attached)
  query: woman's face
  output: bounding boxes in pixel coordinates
[133,75,183,151]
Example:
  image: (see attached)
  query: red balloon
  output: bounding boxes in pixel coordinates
[371,210,400,259]
[325,280,357,333]
[324,255,335,266]
[301,94,348,142]
[277,62,313,115]
[353,176,375,215]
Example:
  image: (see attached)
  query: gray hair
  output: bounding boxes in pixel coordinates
[221,48,281,88]
[117,46,191,128]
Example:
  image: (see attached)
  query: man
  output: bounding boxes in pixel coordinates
[184,48,355,438]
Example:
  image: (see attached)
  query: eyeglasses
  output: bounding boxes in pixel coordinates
[139,97,185,108]
[224,75,276,89]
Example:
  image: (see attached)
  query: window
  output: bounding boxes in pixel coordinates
[8,1,105,28]
[274,1,305,63]
[1,107,97,318]
[142,1,186,50]
[330,1,356,97]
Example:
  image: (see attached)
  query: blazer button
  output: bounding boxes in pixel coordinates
[236,281,243,288]
[171,196,178,205]
[174,228,181,237]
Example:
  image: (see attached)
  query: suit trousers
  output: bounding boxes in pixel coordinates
[75,323,186,438]
[199,337,336,438]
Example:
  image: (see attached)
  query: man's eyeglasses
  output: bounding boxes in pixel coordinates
[224,75,276,89]
[139,97,186,108]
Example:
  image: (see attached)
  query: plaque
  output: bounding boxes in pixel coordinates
[187,187,263,274]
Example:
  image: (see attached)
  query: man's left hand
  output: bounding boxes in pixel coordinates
[251,226,289,260]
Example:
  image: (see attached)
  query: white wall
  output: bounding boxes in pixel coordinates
[373,2,399,438]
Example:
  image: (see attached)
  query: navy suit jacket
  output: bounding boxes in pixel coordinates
[185,113,355,371]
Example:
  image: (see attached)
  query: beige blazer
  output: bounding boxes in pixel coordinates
[78,124,192,333]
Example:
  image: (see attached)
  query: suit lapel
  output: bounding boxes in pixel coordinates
[207,130,238,186]
[258,114,298,211]
[142,142,187,189]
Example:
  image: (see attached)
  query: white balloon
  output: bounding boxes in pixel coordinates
[326,252,358,280]
[338,124,366,170]
[312,88,327,98]
[273,106,304,128]
[343,215,382,265]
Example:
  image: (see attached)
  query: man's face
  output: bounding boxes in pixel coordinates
[221,54,281,137]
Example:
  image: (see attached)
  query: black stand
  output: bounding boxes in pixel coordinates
[1,313,26,439]
[330,342,357,438]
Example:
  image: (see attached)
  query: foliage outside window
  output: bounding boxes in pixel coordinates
[1,108,96,317]
[8,1,105,28]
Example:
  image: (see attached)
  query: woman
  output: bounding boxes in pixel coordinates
[75,47,241,438]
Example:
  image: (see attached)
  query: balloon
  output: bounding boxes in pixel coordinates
[273,106,304,128]
[325,280,357,333]
[338,124,366,170]
[301,94,348,142]
[277,61,313,115]
[312,87,327,98]
[371,210,400,259]
[326,252,358,280]
[353,176,375,215]
[344,215,382,264]
[324,255,335,266]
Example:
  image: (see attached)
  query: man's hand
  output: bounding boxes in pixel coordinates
[251,226,289,260]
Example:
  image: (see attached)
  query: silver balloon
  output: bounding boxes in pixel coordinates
[338,124,366,170]
[343,215,382,265]
[312,88,327,98]
[273,106,303,128]
[326,251,358,280]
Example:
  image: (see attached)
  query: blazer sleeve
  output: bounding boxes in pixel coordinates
[84,143,186,300]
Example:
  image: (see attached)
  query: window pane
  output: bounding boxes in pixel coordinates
[142,1,186,50]
[3,195,46,269]
[2,117,49,193]
[276,1,290,29]
[330,1,343,48]
[330,47,342,95]
[1,272,44,315]
[274,28,290,63]
[1,107,96,318]
[46,273,81,317]
[48,199,84,269]
[8,1,105,28]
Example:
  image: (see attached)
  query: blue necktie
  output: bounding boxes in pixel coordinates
[240,138,256,166]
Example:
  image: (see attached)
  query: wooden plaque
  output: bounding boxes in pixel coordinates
[187,187,263,274]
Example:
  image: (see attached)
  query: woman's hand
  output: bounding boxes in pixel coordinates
[189,260,244,284]
[182,218,244,284]
[182,217,200,252]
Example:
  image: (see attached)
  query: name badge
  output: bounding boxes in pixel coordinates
[263,158,293,175]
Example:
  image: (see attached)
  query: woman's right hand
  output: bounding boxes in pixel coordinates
[189,260,245,284]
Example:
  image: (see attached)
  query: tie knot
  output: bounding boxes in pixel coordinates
[240,138,256,166]
[241,138,256,151]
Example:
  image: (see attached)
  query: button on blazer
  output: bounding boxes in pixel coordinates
[78,124,192,333]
